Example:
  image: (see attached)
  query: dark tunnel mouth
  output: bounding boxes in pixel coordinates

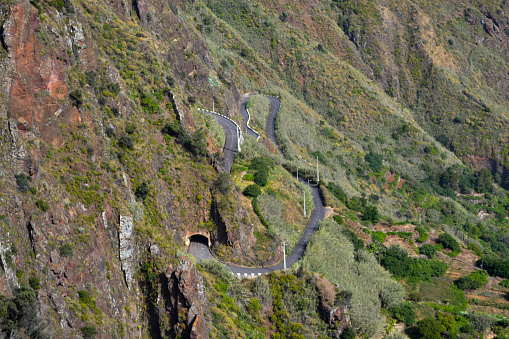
[189,234,210,246]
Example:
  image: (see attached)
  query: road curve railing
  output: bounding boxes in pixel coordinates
[198,108,243,152]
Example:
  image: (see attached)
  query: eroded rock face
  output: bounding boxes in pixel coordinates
[315,275,351,338]
[119,215,134,289]
[164,257,209,339]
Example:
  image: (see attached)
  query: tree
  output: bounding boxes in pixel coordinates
[254,169,268,187]
[438,233,460,252]
[69,90,83,108]
[118,134,134,150]
[363,205,380,223]
[244,184,261,197]
[476,168,493,193]
[135,182,150,201]
[365,152,383,173]
[420,244,437,258]
[340,327,356,339]
[389,302,415,326]
[416,317,445,339]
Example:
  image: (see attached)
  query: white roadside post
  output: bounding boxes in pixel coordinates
[282,241,286,271]
[303,191,306,217]
[317,155,319,183]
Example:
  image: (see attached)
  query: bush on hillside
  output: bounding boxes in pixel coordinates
[438,233,460,252]
[135,182,150,201]
[244,184,261,197]
[365,152,383,173]
[454,270,487,290]
[254,169,268,186]
[118,134,134,150]
[389,302,416,326]
[420,244,437,258]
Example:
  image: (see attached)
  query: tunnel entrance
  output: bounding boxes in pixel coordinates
[186,233,211,247]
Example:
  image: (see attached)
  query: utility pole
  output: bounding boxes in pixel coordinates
[282,241,286,271]
[316,156,319,183]
[212,99,215,113]
[303,190,306,217]
[297,168,299,181]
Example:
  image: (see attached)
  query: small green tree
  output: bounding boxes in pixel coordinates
[389,302,416,326]
[416,317,446,339]
[365,152,383,173]
[81,325,98,338]
[69,90,83,108]
[118,134,134,150]
[438,233,460,252]
[363,205,380,223]
[35,199,50,212]
[135,182,150,201]
[420,244,437,258]
[244,184,261,198]
[254,169,268,187]
[29,276,40,291]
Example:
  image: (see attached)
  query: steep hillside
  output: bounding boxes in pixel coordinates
[2,0,509,337]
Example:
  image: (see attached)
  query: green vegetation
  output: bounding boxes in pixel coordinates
[302,220,403,335]
[0,287,48,337]
[380,246,447,283]
[437,233,460,252]
[59,244,74,258]
[35,199,50,212]
[243,184,261,197]
[420,244,437,258]
[454,270,488,290]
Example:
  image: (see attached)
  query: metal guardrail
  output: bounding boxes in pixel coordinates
[245,108,260,140]
[198,108,243,152]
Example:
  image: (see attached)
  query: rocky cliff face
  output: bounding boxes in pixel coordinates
[0,0,253,335]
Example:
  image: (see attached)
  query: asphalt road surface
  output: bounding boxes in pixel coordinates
[207,113,238,173]
[265,96,284,157]
[190,96,327,276]
[240,97,260,138]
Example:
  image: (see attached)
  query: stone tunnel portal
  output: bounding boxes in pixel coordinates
[186,233,211,247]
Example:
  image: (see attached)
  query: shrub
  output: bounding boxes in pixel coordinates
[438,233,460,252]
[216,173,233,194]
[69,90,83,108]
[29,276,40,291]
[365,152,383,173]
[81,325,98,338]
[35,199,50,212]
[15,173,32,193]
[244,184,261,197]
[340,327,356,339]
[371,231,386,243]
[389,302,416,326]
[118,134,134,150]
[105,127,115,138]
[59,244,73,258]
[363,205,380,224]
[416,317,446,339]
[135,182,150,201]
[420,244,437,258]
[454,270,487,290]
[468,312,494,333]
[254,169,268,186]
[243,174,255,181]
[332,215,343,224]
[125,123,136,134]
[500,279,509,288]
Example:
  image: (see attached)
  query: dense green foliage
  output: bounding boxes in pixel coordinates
[454,270,487,290]
[244,184,262,197]
[389,302,416,326]
[420,244,437,258]
[380,246,447,282]
[0,287,48,338]
[437,233,460,252]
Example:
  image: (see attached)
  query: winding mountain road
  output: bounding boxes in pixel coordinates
[203,112,238,173]
[191,96,326,275]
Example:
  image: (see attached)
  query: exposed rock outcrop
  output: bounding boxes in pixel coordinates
[316,275,351,338]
